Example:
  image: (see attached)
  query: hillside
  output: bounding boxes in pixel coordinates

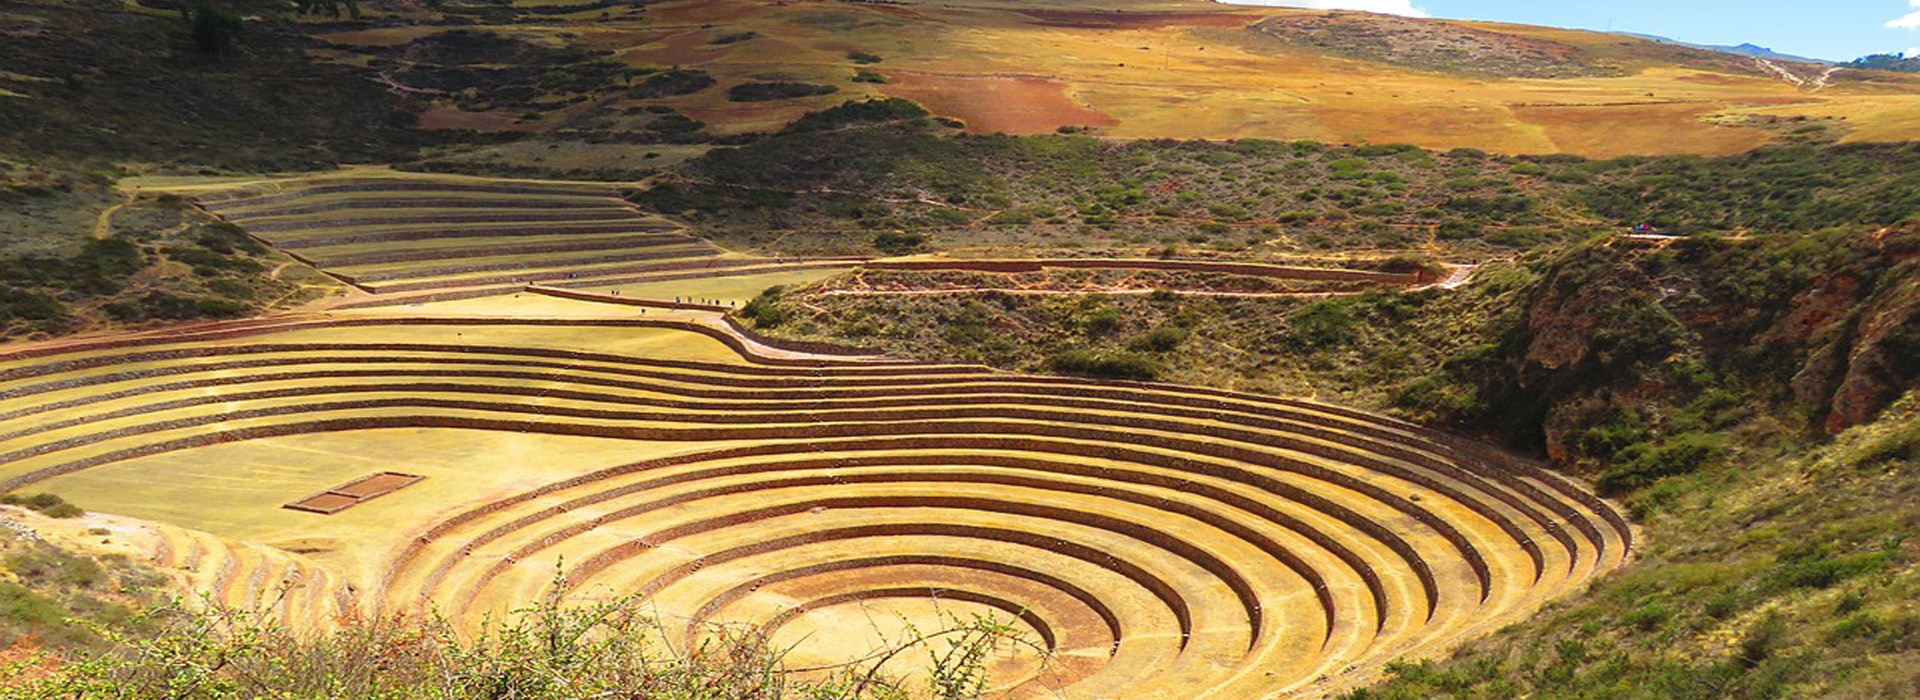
[5,0,1920,698]
[292,0,1920,159]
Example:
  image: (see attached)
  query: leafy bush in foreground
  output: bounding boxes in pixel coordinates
[3,586,1027,700]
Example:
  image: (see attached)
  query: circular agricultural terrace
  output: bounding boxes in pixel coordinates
[0,301,1629,699]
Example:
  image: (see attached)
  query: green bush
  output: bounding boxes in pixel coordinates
[1082,307,1125,335]
[1,492,84,518]
[184,2,243,58]
[737,287,792,329]
[103,292,248,322]
[630,68,715,98]
[1853,421,1920,468]
[0,286,66,323]
[0,581,85,646]
[1326,158,1371,180]
[1128,325,1189,353]
[1597,432,1728,495]
[871,230,927,255]
[6,549,105,588]
[6,590,1024,699]
[1047,349,1161,381]
[787,98,928,133]
[1283,299,1360,349]
[727,81,839,102]
[645,114,706,134]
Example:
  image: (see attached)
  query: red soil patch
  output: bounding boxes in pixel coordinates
[333,472,424,498]
[881,73,1118,135]
[286,472,424,514]
[286,493,360,515]
[1015,8,1260,30]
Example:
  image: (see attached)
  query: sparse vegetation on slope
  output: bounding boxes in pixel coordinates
[0,192,329,341]
[0,0,425,171]
[635,116,1594,256]
[1344,393,1920,699]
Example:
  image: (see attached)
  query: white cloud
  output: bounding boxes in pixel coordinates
[1220,0,1430,18]
[1889,0,1920,30]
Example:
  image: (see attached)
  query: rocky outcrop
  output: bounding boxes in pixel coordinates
[1484,228,1920,464]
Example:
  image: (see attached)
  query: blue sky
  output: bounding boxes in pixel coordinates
[1223,1,1920,61]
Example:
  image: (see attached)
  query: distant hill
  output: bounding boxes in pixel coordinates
[1849,53,1920,73]
[1620,33,1830,64]
[15,0,1919,162]
[298,0,1916,157]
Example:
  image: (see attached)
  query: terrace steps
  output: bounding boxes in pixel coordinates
[189,176,720,293]
[0,316,1629,699]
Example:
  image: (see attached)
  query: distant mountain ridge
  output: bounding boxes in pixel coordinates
[1619,33,1830,64]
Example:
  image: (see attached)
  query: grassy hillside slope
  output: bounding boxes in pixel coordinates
[294,0,1920,158]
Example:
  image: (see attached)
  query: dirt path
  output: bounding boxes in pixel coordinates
[92,196,136,239]
[1419,263,1483,291]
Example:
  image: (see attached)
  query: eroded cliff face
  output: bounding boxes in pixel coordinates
[1488,226,1920,467]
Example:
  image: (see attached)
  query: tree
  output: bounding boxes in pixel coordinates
[183,2,243,58]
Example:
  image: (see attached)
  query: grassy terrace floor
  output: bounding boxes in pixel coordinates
[0,292,1630,699]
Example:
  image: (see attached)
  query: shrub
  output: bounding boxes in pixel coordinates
[194,223,264,255]
[0,581,84,645]
[645,114,705,134]
[7,590,1023,698]
[183,2,243,58]
[1736,615,1788,668]
[848,51,884,64]
[1082,307,1125,335]
[104,292,248,322]
[852,70,887,84]
[0,286,66,323]
[1436,219,1481,240]
[871,230,927,255]
[1128,325,1189,353]
[738,287,792,329]
[1770,547,1893,590]
[1,492,83,518]
[1597,432,1729,495]
[1283,299,1360,349]
[1622,601,1672,631]
[1853,421,1920,468]
[727,82,839,102]
[785,98,927,133]
[1326,158,1371,180]
[630,69,715,98]
[1047,349,1161,381]
[6,549,104,588]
